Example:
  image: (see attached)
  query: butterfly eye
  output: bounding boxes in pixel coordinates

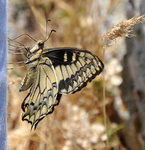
[38,41,44,47]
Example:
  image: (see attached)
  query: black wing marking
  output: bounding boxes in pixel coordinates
[42,48,104,94]
[21,58,60,129]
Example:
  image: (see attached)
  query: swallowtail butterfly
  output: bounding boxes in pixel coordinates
[19,30,104,129]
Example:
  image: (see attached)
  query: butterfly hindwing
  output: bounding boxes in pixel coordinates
[42,48,104,94]
[21,58,59,129]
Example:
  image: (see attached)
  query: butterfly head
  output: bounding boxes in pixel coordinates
[29,40,45,54]
[38,40,44,49]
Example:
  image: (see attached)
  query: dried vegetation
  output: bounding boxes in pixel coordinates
[8,0,144,149]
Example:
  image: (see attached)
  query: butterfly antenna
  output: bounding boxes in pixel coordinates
[44,19,51,40]
[44,29,56,42]
[44,19,56,42]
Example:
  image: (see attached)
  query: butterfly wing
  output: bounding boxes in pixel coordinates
[21,46,103,129]
[42,48,104,94]
[21,58,61,129]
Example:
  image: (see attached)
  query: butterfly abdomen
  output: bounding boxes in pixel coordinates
[19,67,36,92]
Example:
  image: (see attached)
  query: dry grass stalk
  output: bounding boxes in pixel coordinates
[102,14,145,48]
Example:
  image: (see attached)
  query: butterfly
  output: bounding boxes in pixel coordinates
[18,29,104,129]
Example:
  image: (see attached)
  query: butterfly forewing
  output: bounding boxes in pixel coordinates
[42,48,104,94]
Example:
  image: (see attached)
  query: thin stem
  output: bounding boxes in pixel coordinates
[102,47,109,146]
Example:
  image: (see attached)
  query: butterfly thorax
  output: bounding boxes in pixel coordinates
[26,40,45,68]
[19,40,45,92]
